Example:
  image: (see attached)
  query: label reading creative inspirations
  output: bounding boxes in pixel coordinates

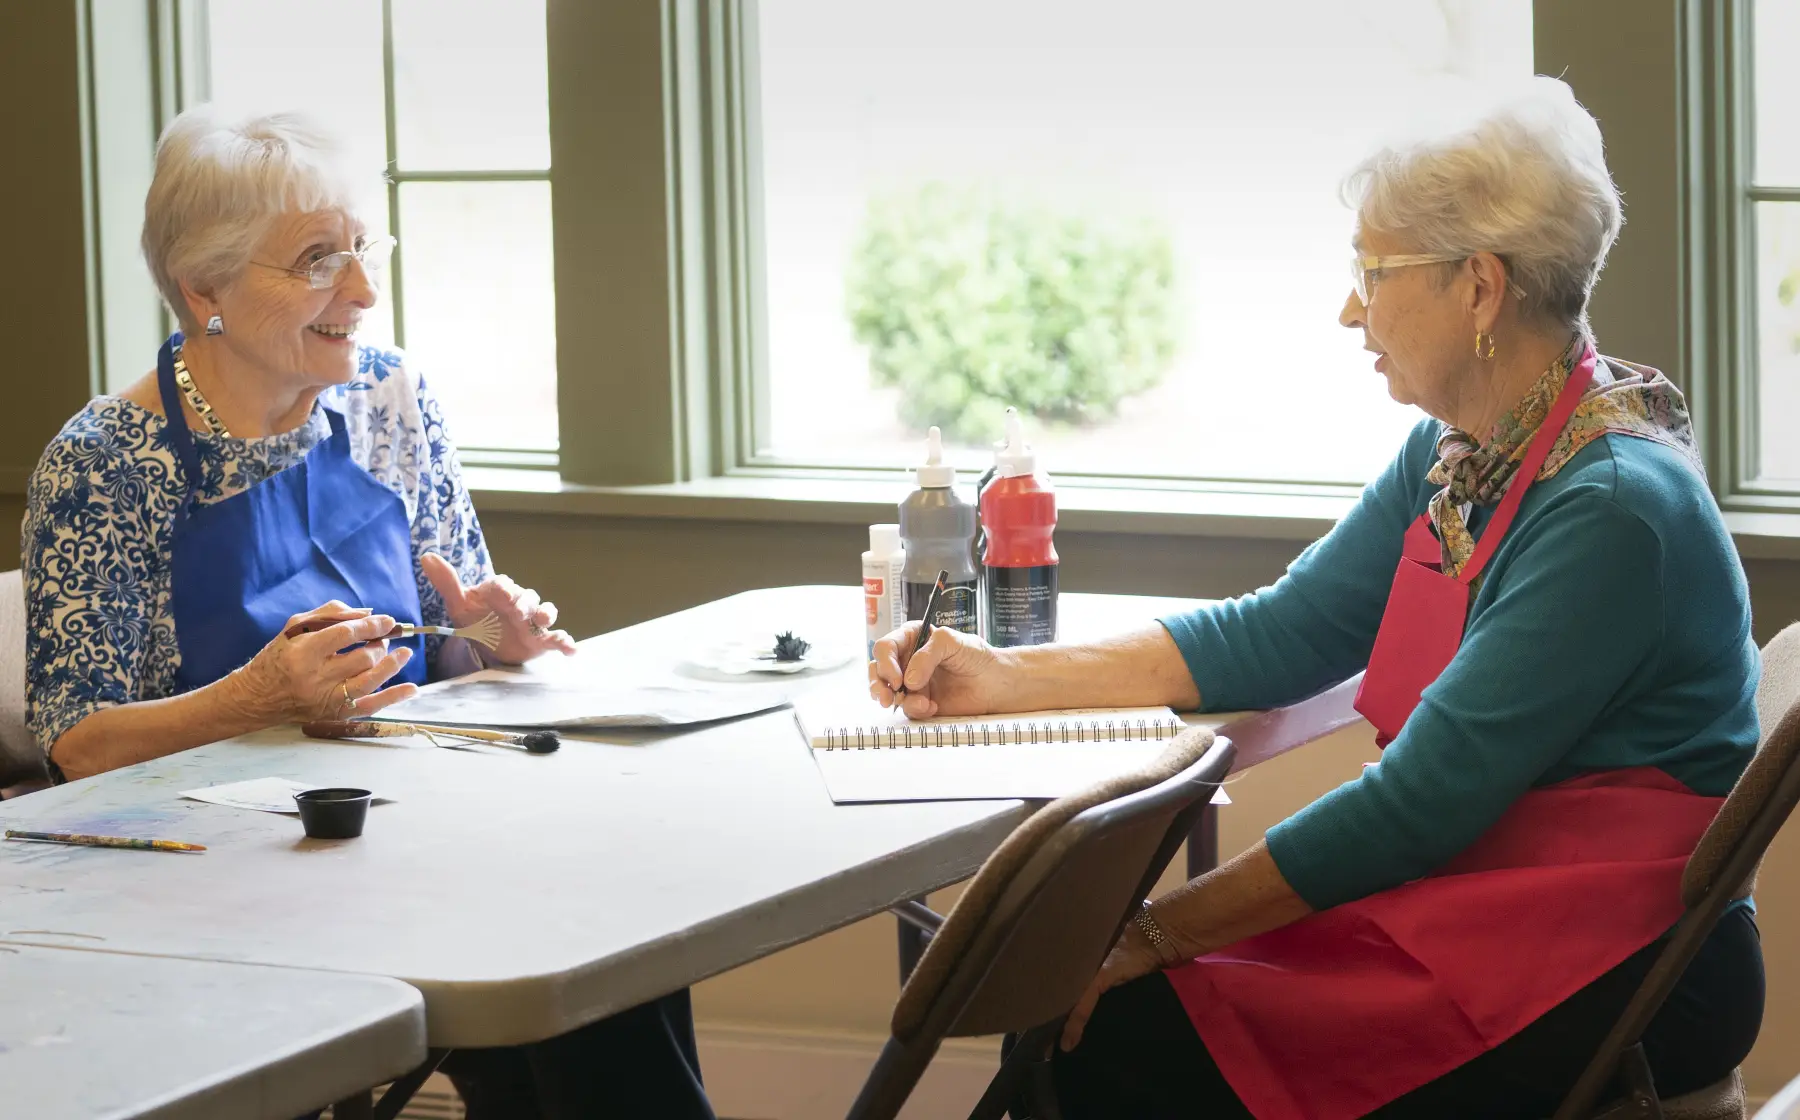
[905,578,979,635]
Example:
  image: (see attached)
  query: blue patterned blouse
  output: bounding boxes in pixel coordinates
[22,345,494,759]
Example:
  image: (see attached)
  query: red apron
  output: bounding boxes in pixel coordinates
[1165,347,1726,1119]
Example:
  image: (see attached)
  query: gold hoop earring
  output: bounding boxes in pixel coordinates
[1475,331,1497,361]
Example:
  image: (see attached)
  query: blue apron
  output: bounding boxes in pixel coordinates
[156,334,428,692]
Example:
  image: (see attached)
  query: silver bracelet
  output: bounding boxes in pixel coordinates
[1132,900,1180,966]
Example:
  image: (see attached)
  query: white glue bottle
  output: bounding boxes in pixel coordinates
[862,523,906,656]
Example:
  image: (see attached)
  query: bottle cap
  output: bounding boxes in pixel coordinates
[915,426,956,488]
[994,407,1037,478]
[869,523,901,556]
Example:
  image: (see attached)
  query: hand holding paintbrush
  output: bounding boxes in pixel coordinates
[868,569,997,719]
[280,553,577,665]
[895,569,949,697]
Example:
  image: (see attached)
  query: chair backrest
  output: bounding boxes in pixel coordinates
[1555,622,1800,1120]
[0,569,45,791]
[889,728,1234,1042]
[1682,621,1800,907]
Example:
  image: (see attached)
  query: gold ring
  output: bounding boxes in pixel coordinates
[342,683,356,712]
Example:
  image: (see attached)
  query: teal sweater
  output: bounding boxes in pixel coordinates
[1161,419,1758,912]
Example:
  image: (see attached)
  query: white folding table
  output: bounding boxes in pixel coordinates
[0,587,1207,1052]
[0,942,423,1120]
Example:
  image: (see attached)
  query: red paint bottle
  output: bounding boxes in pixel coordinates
[980,408,1058,647]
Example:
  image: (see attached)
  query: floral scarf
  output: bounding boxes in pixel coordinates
[1425,334,1701,578]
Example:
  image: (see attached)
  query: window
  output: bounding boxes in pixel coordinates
[748,1,1533,486]
[1750,0,1800,484]
[203,0,557,459]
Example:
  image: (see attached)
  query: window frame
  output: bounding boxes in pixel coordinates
[675,0,1787,506]
[1703,0,1800,509]
[119,0,561,468]
[104,1,1799,523]
[376,0,557,469]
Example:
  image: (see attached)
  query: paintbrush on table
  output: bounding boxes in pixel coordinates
[303,718,561,754]
[5,829,206,853]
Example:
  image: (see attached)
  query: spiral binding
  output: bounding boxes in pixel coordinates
[817,716,1186,751]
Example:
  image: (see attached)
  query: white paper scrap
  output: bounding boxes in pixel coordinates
[180,778,394,816]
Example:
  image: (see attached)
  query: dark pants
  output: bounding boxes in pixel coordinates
[1052,906,1764,1119]
[439,989,715,1120]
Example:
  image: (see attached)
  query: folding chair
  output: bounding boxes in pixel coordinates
[845,727,1234,1120]
[1552,621,1800,1120]
[0,570,49,799]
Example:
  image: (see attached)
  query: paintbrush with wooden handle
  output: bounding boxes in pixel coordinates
[302,718,561,754]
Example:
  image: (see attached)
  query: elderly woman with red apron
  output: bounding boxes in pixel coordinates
[24,107,715,1120]
[869,77,1763,1118]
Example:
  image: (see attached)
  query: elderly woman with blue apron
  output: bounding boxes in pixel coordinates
[870,77,1764,1118]
[23,108,715,1120]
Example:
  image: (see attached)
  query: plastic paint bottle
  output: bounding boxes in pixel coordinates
[980,408,1058,647]
[862,523,906,656]
[899,426,980,635]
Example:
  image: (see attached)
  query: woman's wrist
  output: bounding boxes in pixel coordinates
[994,644,1085,712]
[1132,900,1190,967]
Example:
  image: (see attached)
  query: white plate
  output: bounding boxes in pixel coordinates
[681,634,860,677]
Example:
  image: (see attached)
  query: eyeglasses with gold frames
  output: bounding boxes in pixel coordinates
[253,235,397,290]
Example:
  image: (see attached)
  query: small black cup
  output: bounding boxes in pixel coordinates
[294,787,373,839]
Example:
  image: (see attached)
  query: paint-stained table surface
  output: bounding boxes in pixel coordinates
[0,586,1207,1048]
[0,942,423,1120]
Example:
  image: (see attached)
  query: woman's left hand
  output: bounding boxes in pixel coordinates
[1060,921,1169,1053]
[421,553,578,664]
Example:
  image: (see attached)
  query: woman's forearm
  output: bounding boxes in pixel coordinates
[997,624,1202,712]
[49,672,277,782]
[1152,840,1314,959]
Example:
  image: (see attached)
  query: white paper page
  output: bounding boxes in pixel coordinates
[792,689,1180,748]
[180,778,395,816]
[380,670,794,729]
[810,741,1170,802]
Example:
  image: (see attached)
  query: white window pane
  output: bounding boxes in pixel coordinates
[390,0,550,172]
[397,181,558,451]
[1754,0,1800,185]
[1756,203,1800,481]
[755,0,1533,484]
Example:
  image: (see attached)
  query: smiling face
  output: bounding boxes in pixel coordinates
[193,209,378,388]
[1338,227,1475,422]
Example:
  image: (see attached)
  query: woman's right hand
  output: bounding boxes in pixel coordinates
[869,621,1009,718]
[227,602,420,724]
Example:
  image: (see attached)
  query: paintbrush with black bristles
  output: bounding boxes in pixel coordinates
[302,718,561,754]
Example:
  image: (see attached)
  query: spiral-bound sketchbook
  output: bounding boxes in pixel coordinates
[793,693,1204,804]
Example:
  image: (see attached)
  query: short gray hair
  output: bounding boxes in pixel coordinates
[1342,77,1623,328]
[141,107,371,331]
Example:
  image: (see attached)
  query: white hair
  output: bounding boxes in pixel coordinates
[1342,76,1623,328]
[141,107,372,331]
